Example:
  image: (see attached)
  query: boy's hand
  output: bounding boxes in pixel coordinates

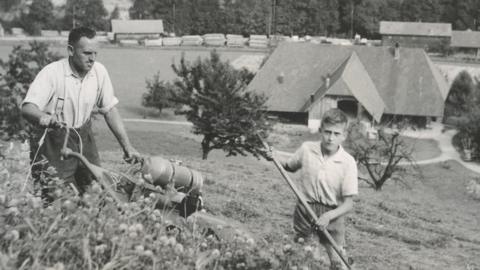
[263,146,274,161]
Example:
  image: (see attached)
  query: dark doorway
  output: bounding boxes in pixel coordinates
[337,99,358,118]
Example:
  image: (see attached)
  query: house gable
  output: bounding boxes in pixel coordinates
[246,42,448,118]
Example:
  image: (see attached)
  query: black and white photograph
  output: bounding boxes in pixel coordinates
[0,0,479,269]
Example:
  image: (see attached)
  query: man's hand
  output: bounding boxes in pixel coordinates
[123,146,142,164]
[315,212,333,231]
[39,115,63,129]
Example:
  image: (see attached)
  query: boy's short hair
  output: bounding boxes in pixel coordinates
[68,27,96,46]
[320,109,348,129]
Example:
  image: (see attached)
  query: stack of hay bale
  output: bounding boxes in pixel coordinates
[203,33,226,46]
[145,38,163,46]
[40,30,59,37]
[181,35,203,46]
[226,34,247,47]
[119,39,139,46]
[163,37,182,46]
[248,35,269,48]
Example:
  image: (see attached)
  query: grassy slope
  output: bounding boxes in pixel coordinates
[94,121,480,270]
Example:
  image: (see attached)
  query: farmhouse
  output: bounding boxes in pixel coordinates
[111,19,164,40]
[246,42,449,130]
[379,21,451,52]
[450,30,480,59]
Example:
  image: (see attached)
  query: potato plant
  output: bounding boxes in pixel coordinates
[0,141,322,269]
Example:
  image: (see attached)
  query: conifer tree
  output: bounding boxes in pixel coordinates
[168,51,271,159]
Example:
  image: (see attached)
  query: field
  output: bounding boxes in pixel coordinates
[0,43,267,119]
[2,43,480,269]
[93,120,480,270]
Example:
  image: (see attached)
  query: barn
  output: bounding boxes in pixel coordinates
[111,19,164,41]
[379,21,451,52]
[246,42,449,131]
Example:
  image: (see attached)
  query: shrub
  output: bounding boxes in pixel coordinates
[0,41,61,140]
[444,71,474,118]
[142,72,175,114]
[0,140,322,269]
[169,50,272,160]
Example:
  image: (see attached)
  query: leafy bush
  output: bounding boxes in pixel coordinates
[169,51,272,160]
[0,41,61,140]
[0,140,323,269]
[142,72,175,113]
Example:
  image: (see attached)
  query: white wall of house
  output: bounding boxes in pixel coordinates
[307,96,337,132]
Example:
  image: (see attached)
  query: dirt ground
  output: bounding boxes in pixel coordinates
[94,120,480,270]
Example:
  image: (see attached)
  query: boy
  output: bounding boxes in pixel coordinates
[274,109,358,270]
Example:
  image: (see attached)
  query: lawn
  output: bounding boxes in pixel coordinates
[93,120,480,269]
[265,123,441,162]
[0,43,267,119]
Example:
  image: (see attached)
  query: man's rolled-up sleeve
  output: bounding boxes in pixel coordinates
[96,66,119,114]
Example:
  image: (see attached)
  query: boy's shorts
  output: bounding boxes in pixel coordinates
[293,201,345,246]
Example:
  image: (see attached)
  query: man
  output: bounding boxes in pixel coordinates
[22,27,140,196]
[271,109,358,270]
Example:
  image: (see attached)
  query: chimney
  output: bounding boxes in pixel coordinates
[325,73,331,88]
[394,42,400,60]
[310,94,315,104]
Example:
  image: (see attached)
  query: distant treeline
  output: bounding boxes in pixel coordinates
[129,0,480,39]
[1,0,480,39]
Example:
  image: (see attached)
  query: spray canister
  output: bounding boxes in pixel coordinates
[141,156,203,192]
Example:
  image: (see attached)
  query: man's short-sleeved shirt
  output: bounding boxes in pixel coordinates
[22,58,118,128]
[285,141,358,206]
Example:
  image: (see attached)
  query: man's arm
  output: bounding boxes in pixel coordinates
[315,196,354,230]
[22,103,60,128]
[103,107,140,162]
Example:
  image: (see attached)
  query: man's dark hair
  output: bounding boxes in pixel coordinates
[68,27,96,45]
[320,108,348,129]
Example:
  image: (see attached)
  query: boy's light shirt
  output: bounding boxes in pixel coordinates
[286,141,358,206]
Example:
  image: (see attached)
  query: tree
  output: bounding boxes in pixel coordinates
[129,0,155,20]
[346,122,417,190]
[142,73,174,113]
[0,42,61,140]
[110,5,121,20]
[63,0,108,31]
[401,0,442,22]
[19,0,55,35]
[168,51,271,160]
[306,0,340,36]
[444,71,475,118]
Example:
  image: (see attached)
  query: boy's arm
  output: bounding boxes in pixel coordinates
[315,196,354,230]
[271,151,298,172]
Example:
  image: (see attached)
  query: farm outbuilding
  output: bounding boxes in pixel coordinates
[450,30,480,59]
[379,21,451,52]
[111,19,164,40]
[246,42,449,131]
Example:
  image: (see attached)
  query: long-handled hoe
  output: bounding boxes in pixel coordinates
[258,137,353,270]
